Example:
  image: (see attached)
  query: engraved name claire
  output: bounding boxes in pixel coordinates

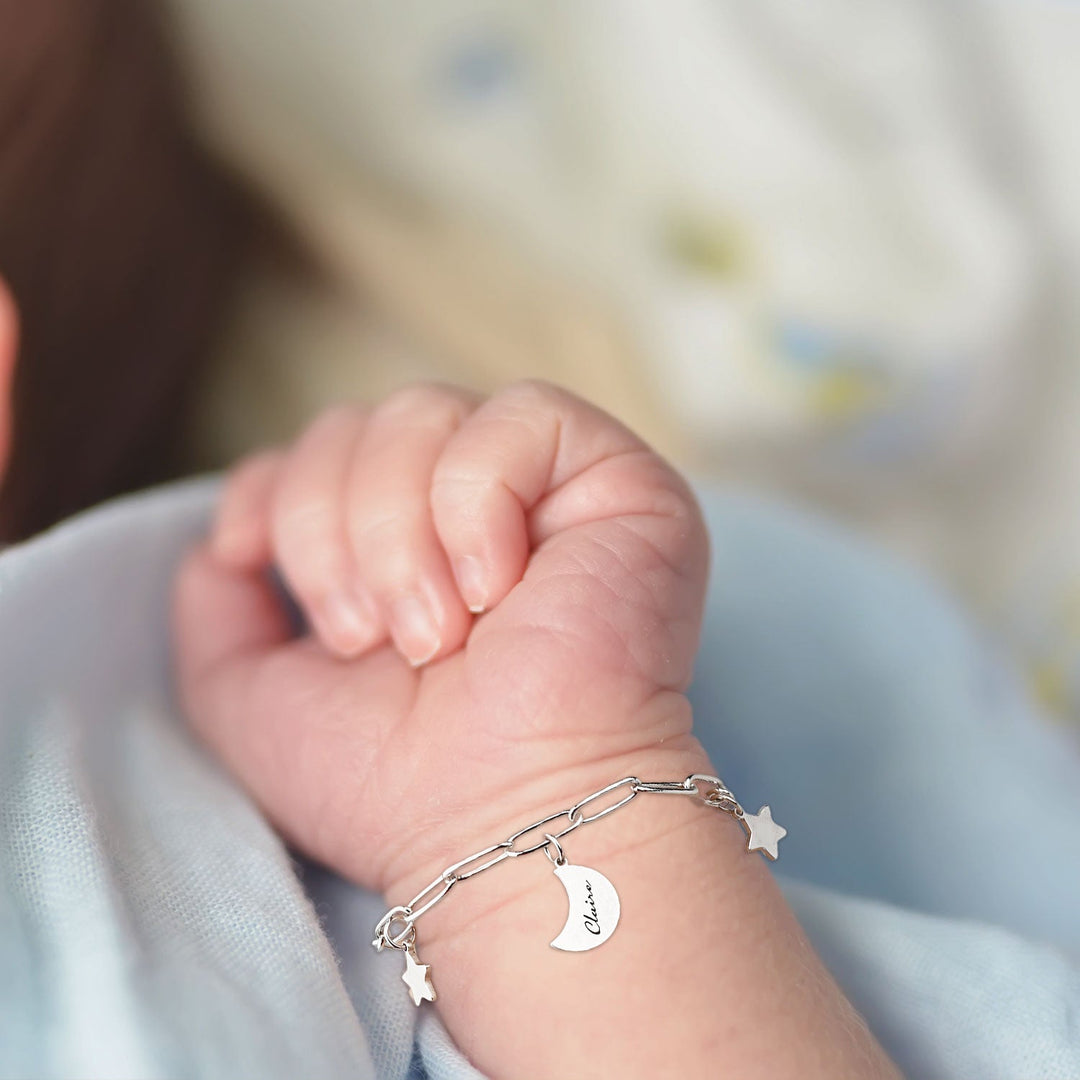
[583,878,601,935]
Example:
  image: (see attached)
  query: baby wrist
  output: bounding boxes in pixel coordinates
[374,739,788,1006]
[376,735,709,907]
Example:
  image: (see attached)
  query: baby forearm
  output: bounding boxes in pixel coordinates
[378,742,900,1080]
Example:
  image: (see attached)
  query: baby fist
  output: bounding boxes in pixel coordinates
[173,381,711,895]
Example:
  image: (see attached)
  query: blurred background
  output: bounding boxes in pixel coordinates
[75,2,1080,724]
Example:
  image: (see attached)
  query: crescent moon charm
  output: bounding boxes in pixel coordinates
[549,863,621,951]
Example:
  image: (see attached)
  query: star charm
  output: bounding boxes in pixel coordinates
[741,805,787,861]
[401,946,437,1006]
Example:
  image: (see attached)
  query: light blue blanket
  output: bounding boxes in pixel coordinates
[1,479,1078,1079]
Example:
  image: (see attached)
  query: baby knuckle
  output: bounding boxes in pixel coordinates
[429,464,498,510]
[496,378,566,411]
[272,496,339,556]
[221,450,275,500]
[646,470,699,521]
[305,402,366,438]
[347,506,431,568]
[376,382,472,426]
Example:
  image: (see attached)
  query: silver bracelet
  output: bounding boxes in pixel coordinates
[372,773,786,1006]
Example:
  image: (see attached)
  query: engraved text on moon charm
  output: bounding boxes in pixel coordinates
[549,863,621,951]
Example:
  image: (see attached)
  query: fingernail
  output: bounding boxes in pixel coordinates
[321,592,377,656]
[453,556,488,614]
[391,593,441,667]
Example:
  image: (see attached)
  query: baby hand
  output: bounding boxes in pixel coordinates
[173,382,711,898]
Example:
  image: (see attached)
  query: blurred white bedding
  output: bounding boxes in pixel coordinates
[166,0,1080,725]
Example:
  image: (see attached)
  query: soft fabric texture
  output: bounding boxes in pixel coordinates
[1,479,1077,1079]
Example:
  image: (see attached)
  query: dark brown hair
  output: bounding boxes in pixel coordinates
[0,0,257,541]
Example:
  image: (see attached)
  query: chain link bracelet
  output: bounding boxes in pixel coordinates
[372,773,786,1006]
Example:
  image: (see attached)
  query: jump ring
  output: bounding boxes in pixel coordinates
[543,833,567,867]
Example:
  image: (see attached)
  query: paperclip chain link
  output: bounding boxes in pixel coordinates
[372,773,741,952]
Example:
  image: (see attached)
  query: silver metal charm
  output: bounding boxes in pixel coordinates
[545,834,621,951]
[401,942,436,1006]
[739,804,787,861]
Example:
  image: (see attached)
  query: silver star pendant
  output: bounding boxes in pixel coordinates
[740,805,787,861]
[401,944,437,1006]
